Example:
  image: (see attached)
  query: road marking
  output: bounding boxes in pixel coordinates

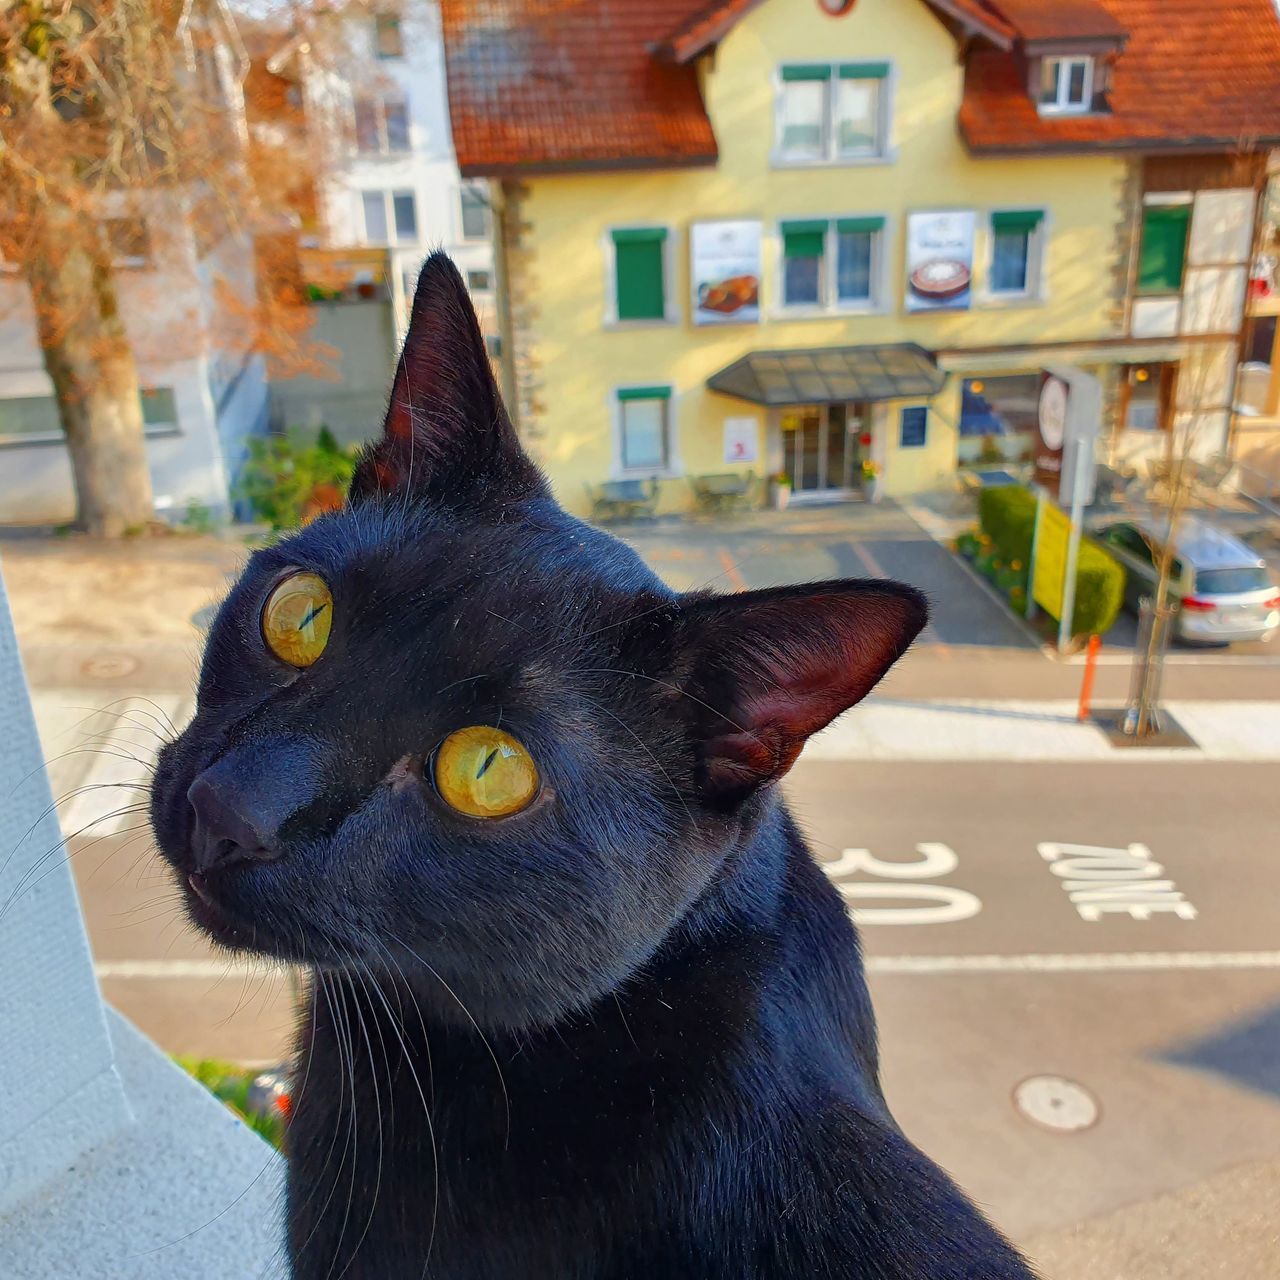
[1039,841,1197,922]
[827,843,982,925]
[94,951,1280,981]
[865,952,1280,974]
[95,958,287,980]
[715,548,749,592]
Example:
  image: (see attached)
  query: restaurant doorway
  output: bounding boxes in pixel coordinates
[781,404,865,498]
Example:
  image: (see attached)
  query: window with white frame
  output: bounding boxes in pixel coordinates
[460,187,491,241]
[776,63,890,163]
[467,268,492,293]
[373,13,403,58]
[361,189,418,245]
[617,386,672,472]
[1038,57,1093,115]
[988,209,1046,298]
[0,386,177,444]
[354,95,410,153]
[779,217,885,310]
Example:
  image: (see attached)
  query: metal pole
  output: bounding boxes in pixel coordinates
[1078,633,1101,722]
[1057,438,1090,653]
[1027,487,1043,623]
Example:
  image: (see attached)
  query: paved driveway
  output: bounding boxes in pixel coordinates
[614,501,1039,652]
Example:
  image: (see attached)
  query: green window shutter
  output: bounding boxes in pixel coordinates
[782,219,828,260]
[1138,205,1191,294]
[782,64,832,81]
[611,228,667,245]
[612,231,666,320]
[836,216,885,234]
[991,209,1045,234]
[617,385,672,402]
[839,62,890,80]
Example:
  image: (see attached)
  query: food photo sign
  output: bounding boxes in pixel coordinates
[905,211,975,313]
[691,221,761,325]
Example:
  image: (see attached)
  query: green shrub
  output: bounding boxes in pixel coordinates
[235,426,357,531]
[977,485,1125,637]
[175,1056,285,1148]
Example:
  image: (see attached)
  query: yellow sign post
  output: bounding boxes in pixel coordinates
[1032,496,1071,620]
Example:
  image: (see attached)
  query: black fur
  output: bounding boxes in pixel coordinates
[151,253,1037,1279]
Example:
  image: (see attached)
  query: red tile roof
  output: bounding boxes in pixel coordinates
[440,0,718,177]
[442,0,1280,174]
[962,0,1280,153]
[655,0,766,62]
[990,0,1126,43]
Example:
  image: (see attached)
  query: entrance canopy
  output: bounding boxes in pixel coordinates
[706,343,945,406]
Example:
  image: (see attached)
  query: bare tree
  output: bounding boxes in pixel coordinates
[0,1,328,535]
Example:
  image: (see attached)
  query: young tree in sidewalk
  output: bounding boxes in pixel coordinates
[0,2,329,536]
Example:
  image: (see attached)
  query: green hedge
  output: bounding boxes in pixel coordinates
[977,486,1125,638]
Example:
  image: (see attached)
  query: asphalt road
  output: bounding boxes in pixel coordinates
[10,504,1280,1274]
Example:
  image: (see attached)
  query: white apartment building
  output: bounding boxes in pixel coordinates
[0,0,269,526]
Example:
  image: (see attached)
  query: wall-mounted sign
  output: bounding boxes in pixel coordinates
[723,418,758,465]
[905,211,975,313]
[691,221,761,326]
[1033,372,1069,497]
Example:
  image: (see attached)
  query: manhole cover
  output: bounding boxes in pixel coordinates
[80,654,139,680]
[1013,1075,1099,1133]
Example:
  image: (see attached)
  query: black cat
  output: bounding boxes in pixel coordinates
[151,253,1037,1279]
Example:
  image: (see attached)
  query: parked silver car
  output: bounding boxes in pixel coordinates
[1097,516,1280,644]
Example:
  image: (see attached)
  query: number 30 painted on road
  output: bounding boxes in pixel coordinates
[826,843,982,925]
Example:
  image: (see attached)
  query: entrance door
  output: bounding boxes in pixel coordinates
[787,404,857,494]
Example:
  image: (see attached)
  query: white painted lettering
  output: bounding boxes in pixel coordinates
[839,883,983,926]
[1038,842,1197,923]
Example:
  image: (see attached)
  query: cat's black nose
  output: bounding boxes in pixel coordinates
[187,772,281,871]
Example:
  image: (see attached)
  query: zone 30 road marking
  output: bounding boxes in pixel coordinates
[826,840,1199,927]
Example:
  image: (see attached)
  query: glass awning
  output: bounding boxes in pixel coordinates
[706,343,945,405]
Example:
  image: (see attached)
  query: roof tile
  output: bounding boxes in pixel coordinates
[962,0,1280,152]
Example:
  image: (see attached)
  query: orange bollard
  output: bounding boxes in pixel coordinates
[1077,633,1102,722]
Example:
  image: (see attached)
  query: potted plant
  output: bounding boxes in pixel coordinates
[771,471,792,510]
[861,458,882,503]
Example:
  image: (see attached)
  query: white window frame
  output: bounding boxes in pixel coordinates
[373,13,404,59]
[774,216,889,316]
[772,62,895,168]
[602,224,678,328]
[353,93,411,155]
[0,385,179,447]
[459,186,492,242]
[611,385,681,479]
[360,189,419,246]
[983,209,1048,304]
[1038,56,1094,116]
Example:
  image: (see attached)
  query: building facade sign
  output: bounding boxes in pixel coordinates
[690,221,762,326]
[905,211,975,313]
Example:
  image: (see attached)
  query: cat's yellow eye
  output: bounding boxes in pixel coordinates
[261,572,333,668]
[434,726,540,819]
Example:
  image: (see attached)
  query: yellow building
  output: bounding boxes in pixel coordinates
[441,0,1280,516]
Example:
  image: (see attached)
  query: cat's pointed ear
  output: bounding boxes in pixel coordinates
[349,251,544,506]
[676,581,927,805]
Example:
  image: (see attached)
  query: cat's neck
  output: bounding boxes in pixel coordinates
[322,796,874,1107]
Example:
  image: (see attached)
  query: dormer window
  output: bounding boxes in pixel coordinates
[1038,56,1094,115]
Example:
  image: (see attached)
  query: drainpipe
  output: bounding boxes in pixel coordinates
[493,180,519,427]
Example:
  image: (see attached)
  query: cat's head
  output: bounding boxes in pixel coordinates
[150,253,926,1032]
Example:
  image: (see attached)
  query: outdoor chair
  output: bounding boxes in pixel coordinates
[586,478,660,522]
[688,471,757,513]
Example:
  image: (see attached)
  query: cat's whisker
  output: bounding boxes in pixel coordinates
[288,971,354,1272]
[385,928,512,1152]
[335,959,390,1280]
[0,800,154,925]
